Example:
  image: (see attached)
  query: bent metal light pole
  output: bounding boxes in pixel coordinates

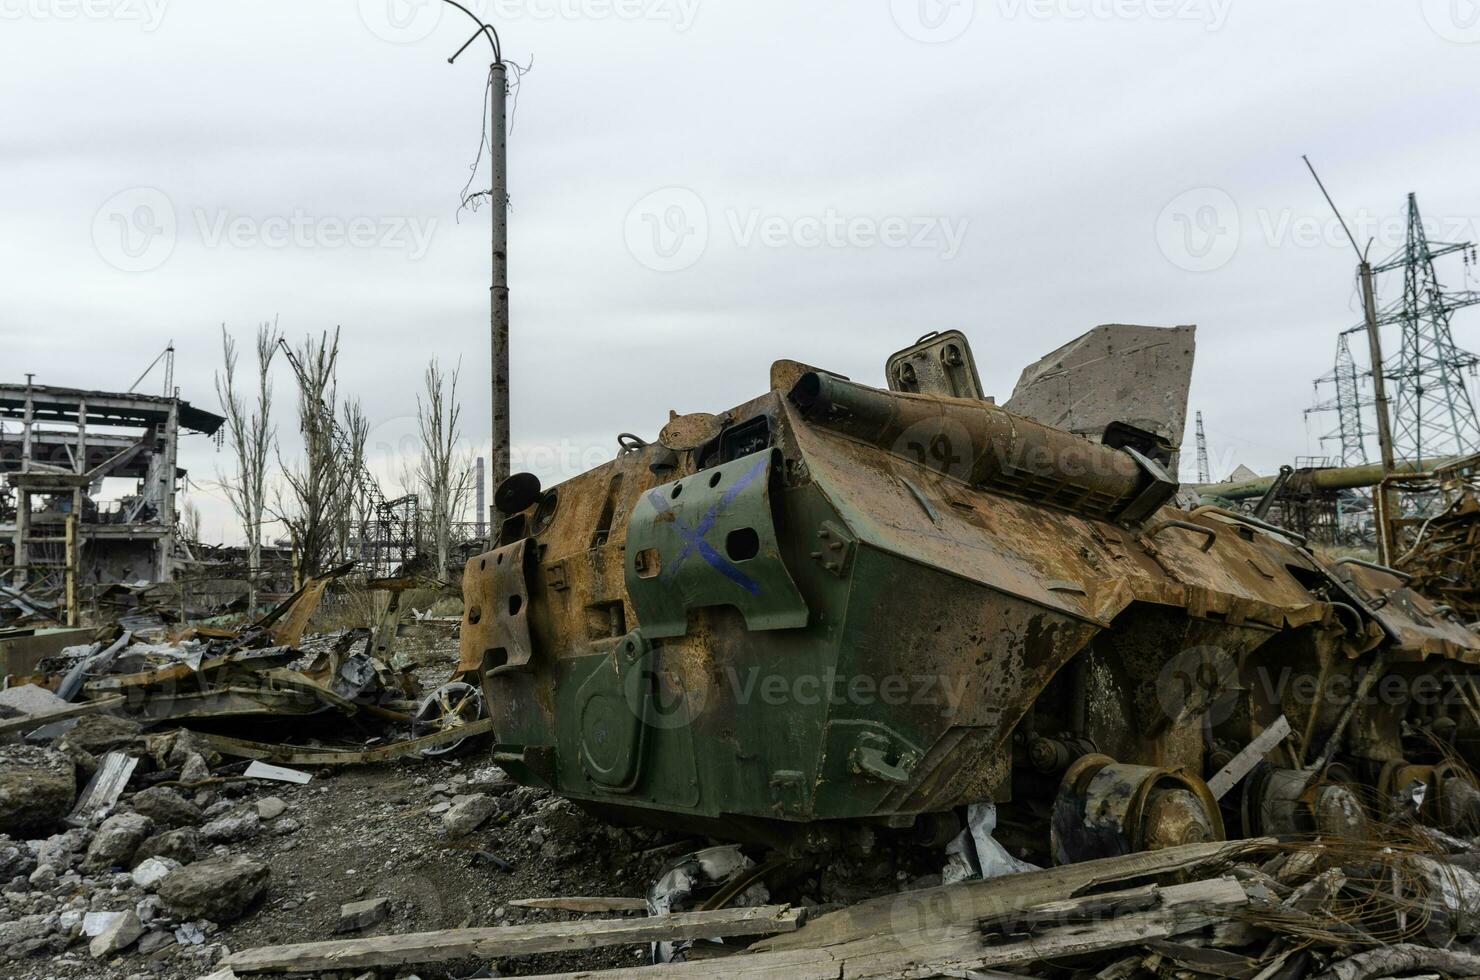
[440,1,508,538]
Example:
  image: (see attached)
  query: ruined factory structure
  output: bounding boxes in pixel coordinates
[0,381,225,620]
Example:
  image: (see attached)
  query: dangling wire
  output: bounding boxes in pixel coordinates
[456,58,534,221]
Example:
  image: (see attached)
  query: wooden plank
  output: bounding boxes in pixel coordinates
[0,694,125,735]
[195,718,495,766]
[511,879,1250,980]
[758,839,1272,955]
[223,905,804,974]
[510,897,650,914]
[1207,715,1291,799]
[513,947,843,979]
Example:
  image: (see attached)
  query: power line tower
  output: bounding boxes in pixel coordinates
[1195,412,1211,484]
[1378,193,1480,464]
[1306,333,1372,466]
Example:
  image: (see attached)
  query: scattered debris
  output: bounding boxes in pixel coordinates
[241,761,311,785]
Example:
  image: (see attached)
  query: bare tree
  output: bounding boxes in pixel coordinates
[181,499,203,550]
[416,360,473,580]
[337,398,372,566]
[216,321,279,610]
[275,328,350,580]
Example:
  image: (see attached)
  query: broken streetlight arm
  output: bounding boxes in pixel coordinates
[439,0,502,64]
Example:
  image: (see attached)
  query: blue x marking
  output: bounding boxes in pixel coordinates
[645,456,769,595]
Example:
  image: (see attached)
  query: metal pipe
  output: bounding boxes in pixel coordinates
[490,61,510,535]
[1197,455,1458,502]
[788,372,1169,523]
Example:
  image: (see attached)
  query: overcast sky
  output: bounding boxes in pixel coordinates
[5,0,1480,544]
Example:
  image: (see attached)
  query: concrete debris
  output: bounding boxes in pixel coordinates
[130,785,204,829]
[441,793,497,836]
[130,856,182,890]
[336,896,390,933]
[82,811,154,872]
[254,796,286,820]
[156,855,269,923]
[89,908,143,957]
[0,744,75,835]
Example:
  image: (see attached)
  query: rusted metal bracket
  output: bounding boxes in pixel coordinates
[462,538,536,675]
[1144,519,1218,553]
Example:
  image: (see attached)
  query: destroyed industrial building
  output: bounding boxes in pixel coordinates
[1,382,226,604]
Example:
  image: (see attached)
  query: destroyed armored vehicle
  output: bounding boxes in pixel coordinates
[461,327,1480,863]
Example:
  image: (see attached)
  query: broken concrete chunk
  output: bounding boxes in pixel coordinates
[201,808,260,843]
[58,714,143,757]
[130,785,203,829]
[158,855,269,922]
[89,908,143,958]
[82,811,154,872]
[336,896,390,933]
[442,794,497,836]
[0,913,55,950]
[180,753,212,784]
[256,796,287,820]
[135,827,201,866]
[131,856,182,890]
[0,745,76,835]
[0,684,69,719]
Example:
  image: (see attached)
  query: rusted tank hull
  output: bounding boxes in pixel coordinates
[463,364,1480,854]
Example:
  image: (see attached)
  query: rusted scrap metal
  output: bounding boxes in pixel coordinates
[192,717,495,766]
[1003,323,1196,452]
[221,904,806,973]
[1398,488,1480,623]
[229,561,355,650]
